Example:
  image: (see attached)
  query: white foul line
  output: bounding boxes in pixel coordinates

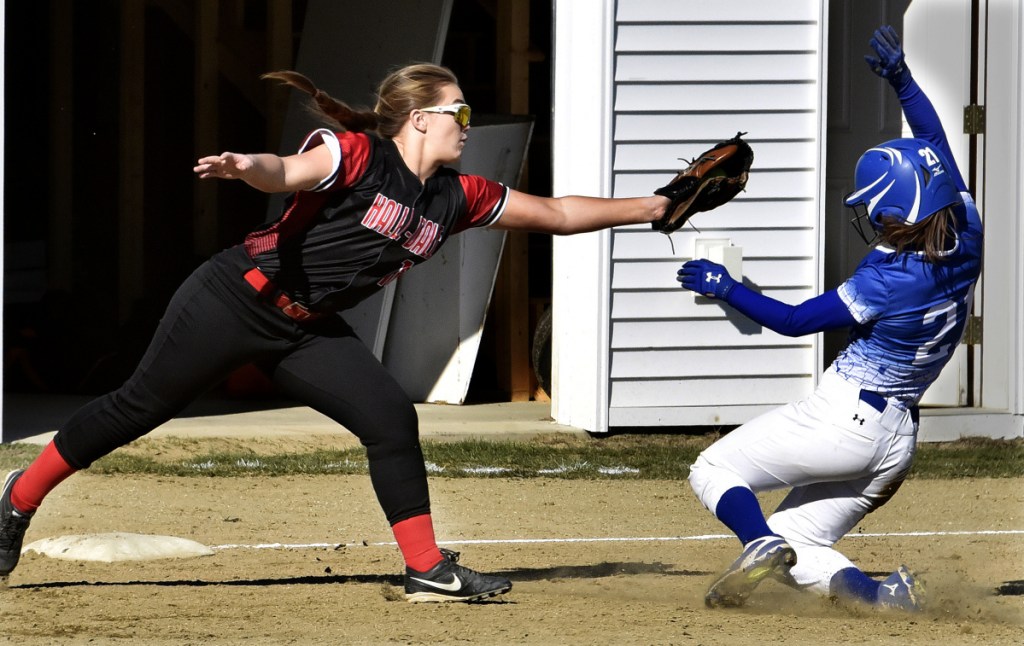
[209,529,1024,552]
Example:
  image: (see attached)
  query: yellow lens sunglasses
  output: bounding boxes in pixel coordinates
[420,103,472,128]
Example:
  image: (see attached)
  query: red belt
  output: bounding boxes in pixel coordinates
[243,268,324,322]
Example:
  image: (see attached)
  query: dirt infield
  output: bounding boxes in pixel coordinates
[1,469,1021,644]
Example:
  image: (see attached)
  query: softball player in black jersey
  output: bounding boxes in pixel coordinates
[1,64,672,602]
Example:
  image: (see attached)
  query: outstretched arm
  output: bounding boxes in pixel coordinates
[676,259,855,337]
[193,143,334,194]
[494,189,668,235]
[866,25,968,192]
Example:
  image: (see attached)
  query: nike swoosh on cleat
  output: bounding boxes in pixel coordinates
[410,574,463,592]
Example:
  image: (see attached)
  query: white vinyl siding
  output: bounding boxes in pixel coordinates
[608,0,825,426]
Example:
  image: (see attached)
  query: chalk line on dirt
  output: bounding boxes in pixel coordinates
[208,529,1024,551]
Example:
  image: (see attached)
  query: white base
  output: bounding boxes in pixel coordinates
[24,532,214,562]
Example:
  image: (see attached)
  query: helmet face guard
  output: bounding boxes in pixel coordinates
[846,200,877,245]
[843,138,960,245]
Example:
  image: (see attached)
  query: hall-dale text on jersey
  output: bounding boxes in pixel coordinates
[362,192,446,286]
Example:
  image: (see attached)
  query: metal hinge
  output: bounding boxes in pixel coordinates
[964,104,986,135]
[963,315,983,345]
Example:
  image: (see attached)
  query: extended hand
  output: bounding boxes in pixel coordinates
[865,25,911,87]
[194,152,254,180]
[676,259,737,300]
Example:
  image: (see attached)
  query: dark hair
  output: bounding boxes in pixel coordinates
[877,206,957,262]
[261,63,460,138]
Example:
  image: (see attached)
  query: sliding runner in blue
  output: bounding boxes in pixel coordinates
[677,25,981,611]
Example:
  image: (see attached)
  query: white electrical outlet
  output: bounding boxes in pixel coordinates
[693,238,743,302]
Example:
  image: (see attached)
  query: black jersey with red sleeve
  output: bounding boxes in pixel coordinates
[244,129,510,313]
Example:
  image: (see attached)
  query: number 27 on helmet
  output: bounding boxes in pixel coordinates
[844,138,960,244]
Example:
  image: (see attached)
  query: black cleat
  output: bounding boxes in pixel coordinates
[1,470,34,581]
[404,548,512,603]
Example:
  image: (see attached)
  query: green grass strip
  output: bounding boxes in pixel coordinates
[0,436,1021,480]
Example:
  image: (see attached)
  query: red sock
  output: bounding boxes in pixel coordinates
[391,514,443,572]
[10,441,77,513]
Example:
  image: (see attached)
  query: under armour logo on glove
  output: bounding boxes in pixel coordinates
[677,259,737,300]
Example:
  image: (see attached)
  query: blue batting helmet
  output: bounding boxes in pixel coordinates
[844,138,960,243]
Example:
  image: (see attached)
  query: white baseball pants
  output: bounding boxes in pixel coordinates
[688,367,917,594]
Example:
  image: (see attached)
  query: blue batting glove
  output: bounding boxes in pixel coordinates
[677,259,737,300]
[865,25,912,88]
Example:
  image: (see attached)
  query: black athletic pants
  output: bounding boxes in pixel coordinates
[53,245,428,525]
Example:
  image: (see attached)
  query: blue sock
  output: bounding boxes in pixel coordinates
[830,567,881,604]
[714,486,773,545]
